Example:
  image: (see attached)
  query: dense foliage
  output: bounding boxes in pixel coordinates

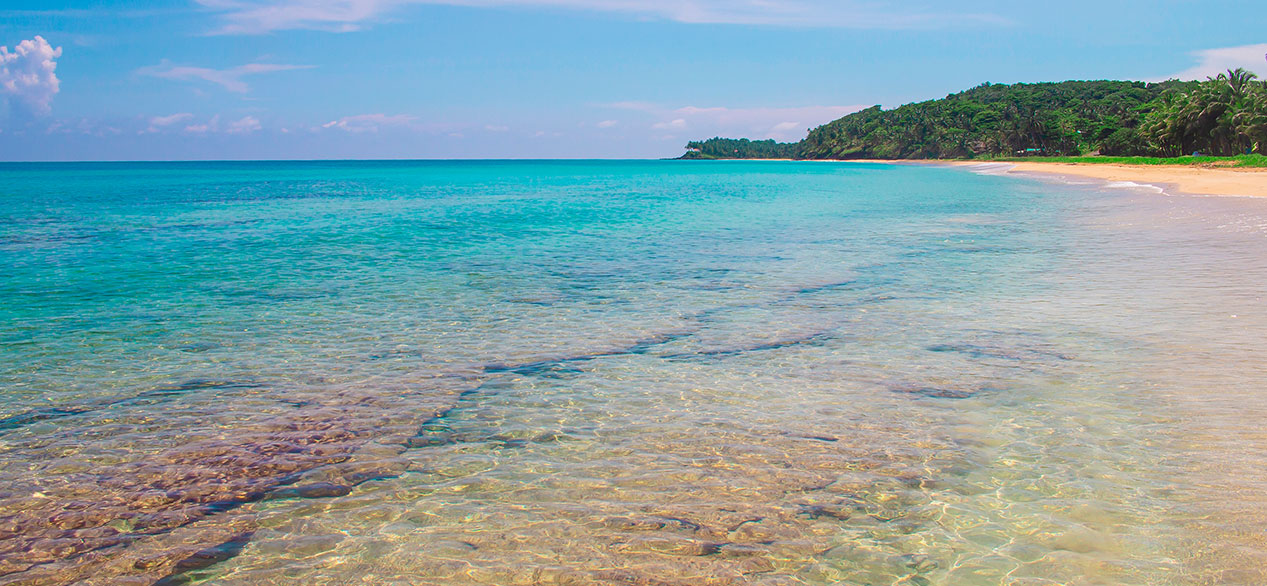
[683,71,1267,160]
[682,138,799,159]
[1141,69,1267,156]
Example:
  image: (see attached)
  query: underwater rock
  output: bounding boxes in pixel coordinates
[602,516,702,533]
[716,543,768,557]
[888,383,979,399]
[795,503,853,521]
[624,536,723,556]
[268,482,352,499]
[781,432,839,442]
[893,553,939,573]
[148,532,255,585]
[927,342,1073,362]
[0,407,85,431]
[172,532,254,571]
[405,434,456,448]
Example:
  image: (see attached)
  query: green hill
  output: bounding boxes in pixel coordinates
[683,70,1267,160]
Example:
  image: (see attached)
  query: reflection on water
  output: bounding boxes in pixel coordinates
[0,161,1264,585]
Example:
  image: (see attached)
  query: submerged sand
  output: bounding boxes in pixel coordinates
[942,161,1267,198]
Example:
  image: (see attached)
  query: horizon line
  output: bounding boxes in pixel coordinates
[0,157,788,164]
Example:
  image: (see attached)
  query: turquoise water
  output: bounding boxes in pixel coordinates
[1,161,1266,585]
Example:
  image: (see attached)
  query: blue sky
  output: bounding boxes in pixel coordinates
[1,0,1265,160]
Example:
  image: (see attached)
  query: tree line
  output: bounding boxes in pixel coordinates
[681,138,799,159]
[683,70,1267,160]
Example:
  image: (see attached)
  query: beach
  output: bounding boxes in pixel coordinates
[943,160,1267,197]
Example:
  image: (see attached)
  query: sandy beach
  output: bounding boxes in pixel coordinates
[942,160,1267,198]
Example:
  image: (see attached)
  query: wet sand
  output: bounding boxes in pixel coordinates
[941,161,1267,198]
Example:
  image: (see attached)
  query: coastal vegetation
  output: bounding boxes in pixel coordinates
[685,69,1267,161]
[681,138,799,159]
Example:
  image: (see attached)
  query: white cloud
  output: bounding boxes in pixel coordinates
[596,119,618,128]
[150,112,193,127]
[484,124,509,132]
[1,36,63,117]
[139,62,311,93]
[635,104,864,141]
[142,112,194,133]
[321,113,417,132]
[198,0,1006,34]
[226,115,262,133]
[46,117,122,137]
[651,118,687,130]
[185,115,220,134]
[1154,43,1267,82]
[198,0,390,34]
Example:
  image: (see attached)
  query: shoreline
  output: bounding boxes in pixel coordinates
[933,160,1267,198]
[755,158,1267,198]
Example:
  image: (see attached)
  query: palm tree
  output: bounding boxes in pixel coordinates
[1232,82,1267,153]
[1214,68,1259,100]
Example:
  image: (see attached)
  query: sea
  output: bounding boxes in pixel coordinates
[1,160,1266,585]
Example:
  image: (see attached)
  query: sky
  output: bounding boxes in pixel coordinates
[0,0,1265,161]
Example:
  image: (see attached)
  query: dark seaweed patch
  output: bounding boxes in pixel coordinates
[796,504,853,521]
[152,532,255,585]
[783,433,839,443]
[661,331,831,361]
[0,407,86,431]
[266,482,353,500]
[927,343,1073,362]
[175,342,220,353]
[0,380,260,434]
[889,384,987,400]
[482,330,698,376]
[796,281,858,295]
[131,380,260,400]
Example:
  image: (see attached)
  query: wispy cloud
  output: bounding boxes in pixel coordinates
[46,117,118,136]
[178,114,263,134]
[651,118,687,130]
[142,112,193,133]
[185,114,220,134]
[198,0,1008,35]
[0,8,178,19]
[321,113,418,132]
[635,104,866,141]
[1,36,63,117]
[1153,43,1267,82]
[150,112,193,126]
[138,61,312,93]
[226,115,262,134]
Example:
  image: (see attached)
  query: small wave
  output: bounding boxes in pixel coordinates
[1104,181,1166,194]
[961,163,1015,176]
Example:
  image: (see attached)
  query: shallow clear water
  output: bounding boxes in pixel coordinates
[1,161,1265,585]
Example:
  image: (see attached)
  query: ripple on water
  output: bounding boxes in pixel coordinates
[1,161,1265,585]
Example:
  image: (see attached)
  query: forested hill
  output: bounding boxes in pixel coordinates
[682,72,1267,159]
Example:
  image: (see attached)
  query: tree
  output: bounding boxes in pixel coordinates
[685,78,1266,159]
